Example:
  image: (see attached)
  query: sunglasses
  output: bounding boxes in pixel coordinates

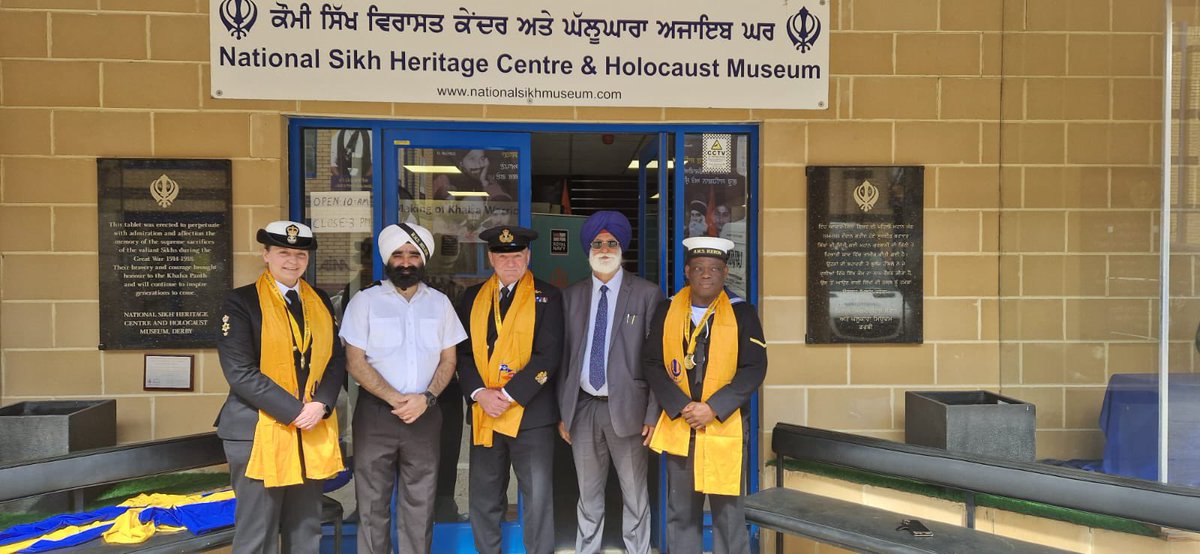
[590,240,620,250]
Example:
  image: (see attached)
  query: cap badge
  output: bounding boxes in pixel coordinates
[285,224,300,244]
[499,229,514,244]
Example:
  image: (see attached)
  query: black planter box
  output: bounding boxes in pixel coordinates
[0,400,117,464]
[905,391,1035,462]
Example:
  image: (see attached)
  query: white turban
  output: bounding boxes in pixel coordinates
[378,223,435,263]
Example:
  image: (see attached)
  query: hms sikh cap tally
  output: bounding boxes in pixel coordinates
[257,220,318,250]
[682,236,735,261]
[479,225,538,253]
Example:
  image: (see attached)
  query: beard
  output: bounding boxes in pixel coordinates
[589,251,622,275]
[386,263,425,290]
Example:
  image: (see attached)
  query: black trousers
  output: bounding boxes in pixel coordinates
[468,425,556,554]
[223,439,323,554]
[436,378,464,510]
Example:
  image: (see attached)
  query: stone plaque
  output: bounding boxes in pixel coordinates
[807,166,923,344]
[98,159,232,349]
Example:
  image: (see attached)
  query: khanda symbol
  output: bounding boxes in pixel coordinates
[853,180,879,213]
[787,7,821,53]
[219,0,258,40]
[150,174,180,208]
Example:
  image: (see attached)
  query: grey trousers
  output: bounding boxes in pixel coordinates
[569,394,651,554]
[665,422,750,554]
[223,439,323,554]
[352,393,442,554]
[468,425,556,554]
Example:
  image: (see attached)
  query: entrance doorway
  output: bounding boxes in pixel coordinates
[289,120,760,552]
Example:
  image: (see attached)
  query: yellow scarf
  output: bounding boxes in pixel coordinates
[469,273,536,447]
[649,286,743,495]
[244,271,343,487]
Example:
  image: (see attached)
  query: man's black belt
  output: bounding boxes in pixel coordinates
[579,390,608,401]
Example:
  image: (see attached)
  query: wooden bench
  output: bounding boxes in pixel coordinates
[748,423,1200,554]
[0,432,343,553]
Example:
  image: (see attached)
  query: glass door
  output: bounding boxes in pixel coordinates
[638,133,670,291]
[382,130,531,301]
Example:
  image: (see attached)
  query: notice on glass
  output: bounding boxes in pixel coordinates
[98,159,233,349]
[806,166,924,344]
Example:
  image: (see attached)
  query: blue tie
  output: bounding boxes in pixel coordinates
[588,285,609,390]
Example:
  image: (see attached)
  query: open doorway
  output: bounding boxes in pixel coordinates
[527,132,666,550]
[528,132,663,285]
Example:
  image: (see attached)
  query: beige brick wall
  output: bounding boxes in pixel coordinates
[0,1,1178,474]
[995,0,1180,462]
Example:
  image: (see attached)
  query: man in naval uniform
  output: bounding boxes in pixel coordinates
[643,236,768,554]
[215,220,345,554]
[339,223,467,553]
[556,211,663,554]
[455,225,564,554]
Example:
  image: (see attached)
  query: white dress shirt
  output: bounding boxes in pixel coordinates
[339,282,467,394]
[275,280,300,302]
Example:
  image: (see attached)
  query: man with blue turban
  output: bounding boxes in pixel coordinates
[556,210,664,553]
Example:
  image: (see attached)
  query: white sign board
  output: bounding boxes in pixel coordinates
[309,191,372,233]
[210,0,829,109]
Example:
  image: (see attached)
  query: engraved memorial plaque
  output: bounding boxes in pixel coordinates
[98,159,233,349]
[807,166,923,344]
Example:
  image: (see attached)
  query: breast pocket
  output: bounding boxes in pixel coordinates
[367,317,404,351]
[419,318,444,351]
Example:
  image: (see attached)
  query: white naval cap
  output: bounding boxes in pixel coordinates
[682,236,735,261]
[257,220,317,250]
[378,222,435,263]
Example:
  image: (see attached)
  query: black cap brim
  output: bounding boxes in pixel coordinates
[257,229,318,250]
[488,243,529,253]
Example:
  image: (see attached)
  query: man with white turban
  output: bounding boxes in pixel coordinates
[339,223,468,554]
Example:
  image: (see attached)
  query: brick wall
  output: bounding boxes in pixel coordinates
[0,0,1175,467]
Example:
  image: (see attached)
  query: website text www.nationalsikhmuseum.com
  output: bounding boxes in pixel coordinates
[436,86,622,101]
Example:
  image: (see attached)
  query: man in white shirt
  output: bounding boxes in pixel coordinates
[339,223,467,554]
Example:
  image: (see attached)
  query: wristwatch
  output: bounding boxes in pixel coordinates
[423,391,438,407]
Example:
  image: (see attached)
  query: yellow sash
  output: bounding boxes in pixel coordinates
[469,273,536,447]
[245,271,343,487]
[649,287,743,495]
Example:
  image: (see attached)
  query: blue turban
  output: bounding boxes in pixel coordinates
[580,210,632,252]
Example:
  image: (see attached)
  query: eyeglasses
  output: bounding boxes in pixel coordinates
[590,240,620,250]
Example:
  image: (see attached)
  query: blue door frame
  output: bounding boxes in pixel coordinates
[288,118,762,553]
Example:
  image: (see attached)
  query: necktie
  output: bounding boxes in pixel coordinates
[588,285,609,390]
[499,286,513,318]
[285,290,305,332]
